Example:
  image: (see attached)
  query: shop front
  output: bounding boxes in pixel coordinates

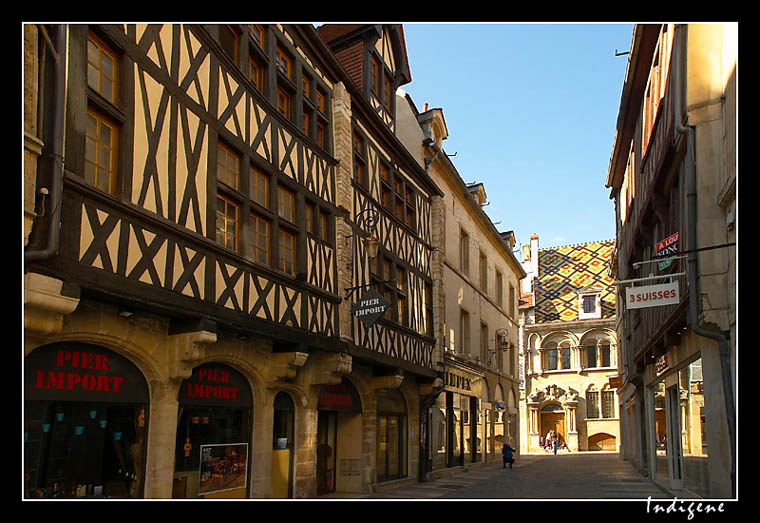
[24,342,149,499]
[647,355,710,497]
[316,378,363,495]
[172,362,253,499]
[429,358,484,472]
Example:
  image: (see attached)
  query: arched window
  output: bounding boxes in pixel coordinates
[583,338,613,369]
[559,341,572,370]
[543,342,557,371]
[586,385,600,418]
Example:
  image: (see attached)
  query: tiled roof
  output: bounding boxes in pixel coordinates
[534,240,616,323]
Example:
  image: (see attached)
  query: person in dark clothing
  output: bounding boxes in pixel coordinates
[502,442,515,469]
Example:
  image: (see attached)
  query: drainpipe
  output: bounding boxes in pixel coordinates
[25,24,67,264]
[674,23,735,496]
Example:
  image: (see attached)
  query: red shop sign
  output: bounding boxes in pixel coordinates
[179,363,252,408]
[25,342,148,403]
[317,380,361,413]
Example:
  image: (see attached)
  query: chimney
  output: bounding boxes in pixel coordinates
[530,233,539,279]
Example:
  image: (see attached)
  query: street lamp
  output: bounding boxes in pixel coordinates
[487,328,510,368]
[344,207,383,299]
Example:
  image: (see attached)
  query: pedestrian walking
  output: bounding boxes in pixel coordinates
[552,433,559,455]
[502,442,515,469]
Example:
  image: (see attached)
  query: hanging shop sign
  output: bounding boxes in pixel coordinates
[179,363,252,408]
[351,288,390,328]
[25,342,148,403]
[655,232,680,270]
[317,380,362,412]
[655,355,669,376]
[625,281,680,310]
[198,443,248,496]
[609,375,624,389]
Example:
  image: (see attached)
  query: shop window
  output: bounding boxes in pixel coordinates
[679,358,710,497]
[174,363,252,499]
[24,343,149,499]
[272,392,294,498]
[376,388,407,482]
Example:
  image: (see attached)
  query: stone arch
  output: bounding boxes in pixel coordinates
[32,312,172,388]
[541,330,579,347]
[578,327,615,347]
[588,432,617,451]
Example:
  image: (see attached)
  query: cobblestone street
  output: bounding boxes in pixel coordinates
[361,453,673,500]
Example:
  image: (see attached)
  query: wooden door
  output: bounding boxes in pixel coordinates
[540,413,566,443]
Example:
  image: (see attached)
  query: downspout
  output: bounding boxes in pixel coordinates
[674,23,736,496]
[25,24,67,264]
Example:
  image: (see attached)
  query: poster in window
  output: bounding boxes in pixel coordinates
[198,443,248,495]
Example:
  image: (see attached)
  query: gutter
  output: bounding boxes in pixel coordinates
[25,24,67,265]
[674,24,735,496]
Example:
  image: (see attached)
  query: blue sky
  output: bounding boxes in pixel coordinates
[399,23,633,252]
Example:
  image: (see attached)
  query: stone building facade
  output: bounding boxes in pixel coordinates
[605,23,736,498]
[395,91,526,476]
[23,23,441,499]
[518,235,620,454]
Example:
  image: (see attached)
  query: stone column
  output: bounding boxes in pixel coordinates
[144,330,214,499]
[527,402,540,451]
[144,378,183,499]
[331,81,355,343]
[564,399,579,452]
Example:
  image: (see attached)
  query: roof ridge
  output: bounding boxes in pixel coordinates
[537,238,615,252]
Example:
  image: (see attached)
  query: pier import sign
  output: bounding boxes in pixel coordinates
[351,288,390,327]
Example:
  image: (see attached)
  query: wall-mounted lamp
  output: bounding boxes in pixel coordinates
[344,207,381,261]
[487,328,510,367]
[344,207,381,299]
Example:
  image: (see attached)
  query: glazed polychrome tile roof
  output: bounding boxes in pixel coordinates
[534,240,616,323]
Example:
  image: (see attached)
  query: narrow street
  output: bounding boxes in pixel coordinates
[362,453,672,500]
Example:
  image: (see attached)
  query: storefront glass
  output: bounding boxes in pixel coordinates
[24,343,149,499]
[25,401,146,498]
[430,395,447,471]
[679,358,709,497]
[451,393,463,467]
[173,363,252,498]
[653,381,669,485]
[272,392,294,498]
[376,388,407,482]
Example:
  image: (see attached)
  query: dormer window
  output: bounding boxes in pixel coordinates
[578,288,602,319]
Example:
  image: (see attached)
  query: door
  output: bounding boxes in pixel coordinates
[540,413,566,445]
[316,411,336,495]
[666,385,684,489]
[272,392,294,498]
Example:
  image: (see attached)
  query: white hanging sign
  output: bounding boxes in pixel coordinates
[625,281,680,309]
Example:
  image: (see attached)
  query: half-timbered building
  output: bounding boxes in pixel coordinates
[605,23,736,498]
[24,23,445,499]
[316,24,444,492]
